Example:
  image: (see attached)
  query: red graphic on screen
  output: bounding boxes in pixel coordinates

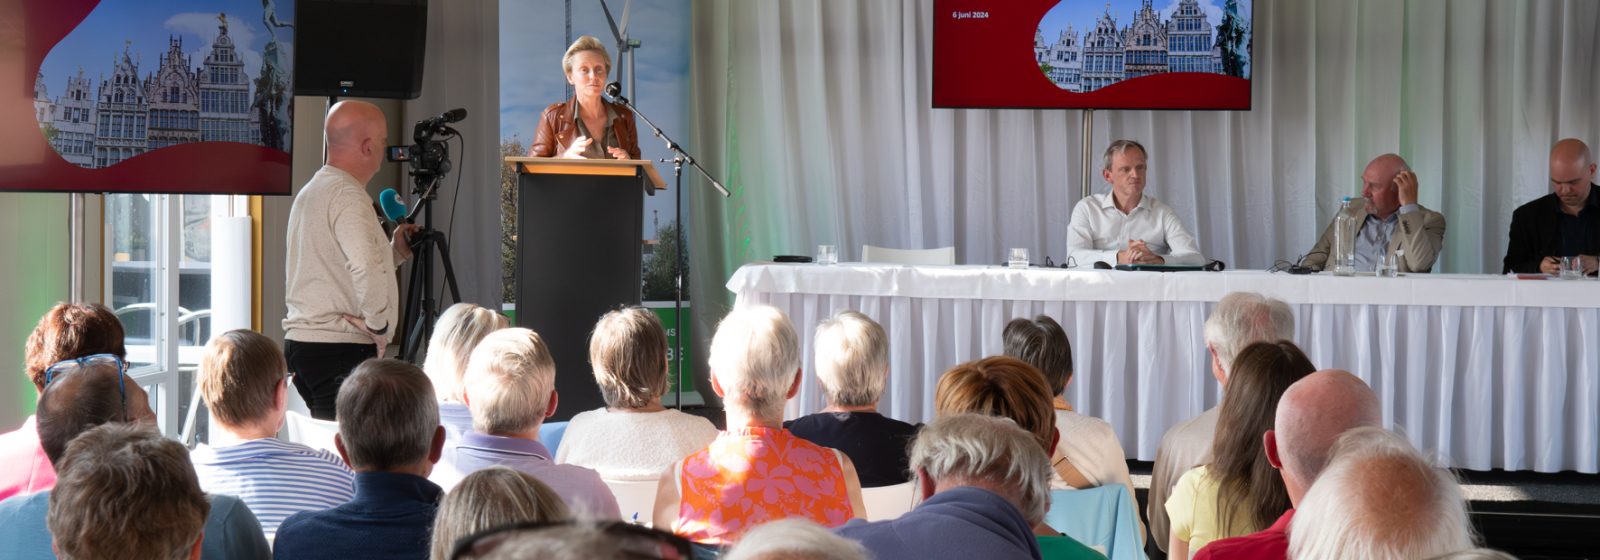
[934,0,1252,110]
[0,0,292,194]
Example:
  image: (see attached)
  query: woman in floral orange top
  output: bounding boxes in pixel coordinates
[652,305,866,545]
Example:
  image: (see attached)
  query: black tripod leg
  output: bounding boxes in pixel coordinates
[433,235,462,303]
[400,238,424,361]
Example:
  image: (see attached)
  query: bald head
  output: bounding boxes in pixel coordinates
[1361,154,1410,219]
[324,100,388,184]
[1549,139,1595,211]
[1271,369,1381,505]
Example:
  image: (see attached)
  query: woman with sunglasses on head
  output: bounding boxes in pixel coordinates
[0,303,127,502]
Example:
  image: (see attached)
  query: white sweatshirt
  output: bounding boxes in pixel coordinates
[283,165,398,344]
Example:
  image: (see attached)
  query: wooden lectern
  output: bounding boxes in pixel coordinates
[505,157,665,421]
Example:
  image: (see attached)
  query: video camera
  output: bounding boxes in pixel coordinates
[387,108,466,182]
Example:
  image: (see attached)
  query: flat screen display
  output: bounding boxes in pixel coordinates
[934,0,1253,110]
[0,0,294,194]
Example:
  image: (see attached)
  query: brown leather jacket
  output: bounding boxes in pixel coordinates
[529,97,641,159]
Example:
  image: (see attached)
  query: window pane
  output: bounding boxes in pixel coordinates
[180,195,212,349]
[108,193,159,370]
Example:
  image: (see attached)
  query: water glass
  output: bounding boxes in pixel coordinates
[1375,252,1399,278]
[1559,256,1583,280]
[1008,248,1029,269]
[816,244,838,266]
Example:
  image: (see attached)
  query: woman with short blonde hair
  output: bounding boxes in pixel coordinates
[430,467,570,560]
[530,35,640,160]
[555,307,717,482]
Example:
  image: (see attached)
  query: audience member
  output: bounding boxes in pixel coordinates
[1167,341,1314,559]
[429,466,571,560]
[0,359,269,560]
[837,414,1055,560]
[273,359,447,560]
[1194,369,1381,560]
[0,302,125,501]
[784,310,919,487]
[1287,428,1475,559]
[557,307,717,481]
[422,303,508,442]
[726,519,869,560]
[1425,549,1519,560]
[655,304,865,545]
[1503,138,1600,275]
[933,356,1103,558]
[1002,315,1134,495]
[1149,292,1294,553]
[46,423,209,560]
[191,329,356,539]
[445,521,692,560]
[1302,153,1447,273]
[447,328,620,517]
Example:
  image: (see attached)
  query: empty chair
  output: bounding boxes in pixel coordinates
[281,410,340,454]
[859,480,916,521]
[604,478,660,524]
[1043,485,1143,560]
[860,245,955,266]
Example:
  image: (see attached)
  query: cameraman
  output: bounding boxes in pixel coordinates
[284,100,419,420]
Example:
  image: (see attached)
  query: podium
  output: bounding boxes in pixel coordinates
[506,157,665,421]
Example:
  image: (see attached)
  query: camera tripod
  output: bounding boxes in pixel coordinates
[399,172,460,362]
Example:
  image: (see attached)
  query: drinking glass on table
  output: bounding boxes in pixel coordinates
[1008,248,1029,269]
[1559,256,1583,280]
[1376,251,1400,278]
[816,244,838,266]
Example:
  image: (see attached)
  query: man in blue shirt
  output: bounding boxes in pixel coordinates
[274,359,447,560]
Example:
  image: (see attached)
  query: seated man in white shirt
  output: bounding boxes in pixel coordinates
[1068,140,1206,266]
[1300,154,1447,273]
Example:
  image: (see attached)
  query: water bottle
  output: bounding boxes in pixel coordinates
[1332,197,1358,276]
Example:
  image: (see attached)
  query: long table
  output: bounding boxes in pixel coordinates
[726,263,1599,474]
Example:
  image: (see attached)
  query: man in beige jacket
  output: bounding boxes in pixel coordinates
[1301,154,1447,273]
[283,100,417,420]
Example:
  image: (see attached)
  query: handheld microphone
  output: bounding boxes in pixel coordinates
[379,188,410,224]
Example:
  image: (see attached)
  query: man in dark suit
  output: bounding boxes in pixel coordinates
[1503,138,1600,275]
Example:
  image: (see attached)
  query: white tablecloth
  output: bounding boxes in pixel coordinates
[727,264,1600,474]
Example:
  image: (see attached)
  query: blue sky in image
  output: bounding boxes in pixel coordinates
[500,0,692,233]
[36,0,292,95]
[1035,0,1249,41]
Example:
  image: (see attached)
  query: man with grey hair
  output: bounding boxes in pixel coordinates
[273,358,447,560]
[1194,369,1382,559]
[1068,139,1206,266]
[784,310,919,487]
[1287,427,1475,559]
[446,327,619,518]
[1302,153,1447,273]
[1148,291,1295,553]
[835,414,1055,560]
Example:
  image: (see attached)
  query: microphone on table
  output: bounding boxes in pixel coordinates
[379,188,410,225]
[1287,251,1325,275]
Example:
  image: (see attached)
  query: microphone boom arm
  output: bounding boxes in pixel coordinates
[607,87,730,198]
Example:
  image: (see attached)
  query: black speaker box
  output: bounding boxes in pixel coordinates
[294,0,428,99]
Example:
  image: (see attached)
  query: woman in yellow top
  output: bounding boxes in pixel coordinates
[1165,341,1315,559]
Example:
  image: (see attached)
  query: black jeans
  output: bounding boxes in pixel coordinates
[284,340,378,421]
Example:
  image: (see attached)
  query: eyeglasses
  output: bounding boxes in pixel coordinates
[449,520,693,560]
[42,353,128,422]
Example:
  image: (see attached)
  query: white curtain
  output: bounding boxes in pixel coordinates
[688,0,1600,327]
[405,0,503,310]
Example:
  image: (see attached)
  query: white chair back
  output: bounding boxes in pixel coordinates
[860,245,956,265]
[860,481,916,521]
[604,478,661,525]
[282,410,340,454]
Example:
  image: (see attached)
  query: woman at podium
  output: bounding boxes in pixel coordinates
[529,36,642,160]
